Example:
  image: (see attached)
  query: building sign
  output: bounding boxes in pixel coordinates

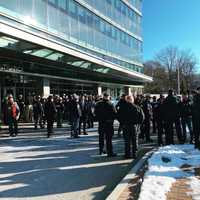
[0,64,23,73]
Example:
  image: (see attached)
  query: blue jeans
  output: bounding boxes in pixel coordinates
[71,117,80,137]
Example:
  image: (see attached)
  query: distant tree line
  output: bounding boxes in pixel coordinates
[144,46,199,94]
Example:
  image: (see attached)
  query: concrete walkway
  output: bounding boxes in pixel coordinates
[0,125,136,200]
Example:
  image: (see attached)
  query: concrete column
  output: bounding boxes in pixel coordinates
[97,86,102,96]
[128,87,132,96]
[124,87,132,96]
[43,78,50,98]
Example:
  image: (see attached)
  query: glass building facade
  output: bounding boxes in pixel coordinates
[0,0,143,72]
[0,0,152,104]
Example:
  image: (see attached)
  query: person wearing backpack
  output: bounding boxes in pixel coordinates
[118,95,144,159]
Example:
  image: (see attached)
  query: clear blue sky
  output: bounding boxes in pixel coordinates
[142,0,200,64]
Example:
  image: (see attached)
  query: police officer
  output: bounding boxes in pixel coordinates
[95,93,117,157]
[118,95,144,159]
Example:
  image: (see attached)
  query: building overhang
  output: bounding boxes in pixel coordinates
[0,18,153,85]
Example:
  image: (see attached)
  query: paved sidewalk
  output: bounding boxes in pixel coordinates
[0,125,136,200]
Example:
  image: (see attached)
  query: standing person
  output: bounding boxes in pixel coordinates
[79,95,89,135]
[95,93,117,157]
[118,95,144,158]
[151,96,157,134]
[163,89,181,145]
[2,96,9,125]
[70,94,82,138]
[115,94,126,138]
[7,96,20,137]
[87,95,95,129]
[141,95,153,142]
[175,96,183,143]
[17,94,25,122]
[33,96,44,129]
[192,88,200,149]
[44,96,57,137]
[55,97,64,128]
[154,95,165,146]
[180,94,193,143]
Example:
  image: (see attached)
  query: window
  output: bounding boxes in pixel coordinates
[78,6,86,24]
[48,0,57,5]
[58,0,66,10]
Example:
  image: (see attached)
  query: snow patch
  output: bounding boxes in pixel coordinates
[138,145,200,200]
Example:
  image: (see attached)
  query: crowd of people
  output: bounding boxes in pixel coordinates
[1,87,200,159]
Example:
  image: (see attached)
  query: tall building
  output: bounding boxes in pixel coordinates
[0,0,152,102]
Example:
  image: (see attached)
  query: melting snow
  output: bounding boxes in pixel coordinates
[138,145,200,200]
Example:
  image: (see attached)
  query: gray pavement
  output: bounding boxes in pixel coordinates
[0,124,137,200]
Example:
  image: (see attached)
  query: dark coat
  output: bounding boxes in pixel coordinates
[44,101,57,121]
[180,100,192,118]
[79,100,90,119]
[33,101,44,116]
[192,94,200,120]
[154,100,165,121]
[162,95,179,121]
[95,99,116,122]
[142,100,152,120]
[118,102,143,125]
[69,100,82,121]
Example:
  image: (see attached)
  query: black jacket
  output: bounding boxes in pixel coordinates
[180,100,192,118]
[162,95,179,121]
[95,99,116,122]
[192,94,200,120]
[118,102,144,125]
[44,101,57,120]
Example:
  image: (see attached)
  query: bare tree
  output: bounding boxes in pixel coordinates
[154,46,198,93]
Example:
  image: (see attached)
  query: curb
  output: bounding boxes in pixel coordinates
[106,149,156,200]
